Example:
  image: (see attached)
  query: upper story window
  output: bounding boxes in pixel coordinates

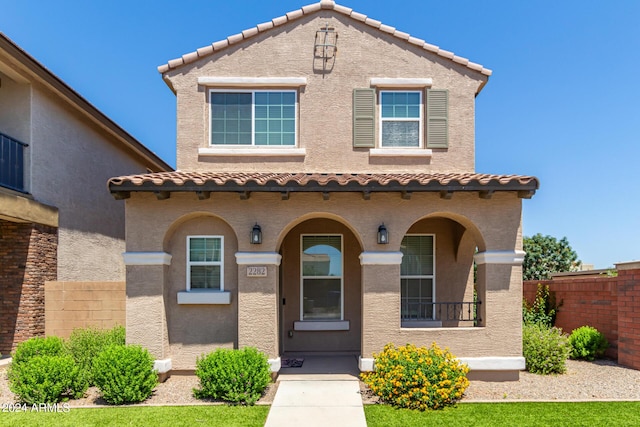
[353,85,448,153]
[380,91,422,148]
[210,90,296,146]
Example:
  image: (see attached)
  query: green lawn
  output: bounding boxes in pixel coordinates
[365,402,640,426]
[3,402,640,426]
[0,405,270,427]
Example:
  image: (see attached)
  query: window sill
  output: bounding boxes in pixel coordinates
[294,320,350,331]
[197,76,307,87]
[199,147,306,157]
[369,148,433,157]
[370,77,433,88]
[401,320,443,328]
[177,291,231,305]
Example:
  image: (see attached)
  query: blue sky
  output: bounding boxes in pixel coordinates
[2,1,639,268]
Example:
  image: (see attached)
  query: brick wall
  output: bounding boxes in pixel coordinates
[524,261,640,368]
[0,219,57,355]
[45,281,125,339]
[617,266,640,369]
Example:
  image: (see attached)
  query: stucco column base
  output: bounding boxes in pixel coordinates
[359,356,374,372]
[154,358,172,382]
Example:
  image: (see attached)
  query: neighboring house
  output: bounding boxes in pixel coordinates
[109,1,538,380]
[0,33,171,355]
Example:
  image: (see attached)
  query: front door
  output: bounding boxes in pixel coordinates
[280,218,361,354]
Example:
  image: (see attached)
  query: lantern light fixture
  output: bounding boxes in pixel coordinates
[378,223,388,244]
[251,223,262,244]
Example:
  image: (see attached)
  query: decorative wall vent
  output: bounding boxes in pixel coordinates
[314,23,338,75]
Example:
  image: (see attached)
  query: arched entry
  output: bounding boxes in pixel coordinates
[279,218,362,354]
[402,214,484,328]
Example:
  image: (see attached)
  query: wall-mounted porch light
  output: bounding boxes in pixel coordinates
[378,223,388,244]
[251,223,262,244]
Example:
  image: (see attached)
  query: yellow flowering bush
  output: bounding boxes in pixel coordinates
[361,342,469,410]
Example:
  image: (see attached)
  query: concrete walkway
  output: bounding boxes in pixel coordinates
[264,356,367,427]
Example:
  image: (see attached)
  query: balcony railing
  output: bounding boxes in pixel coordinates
[401,301,480,323]
[0,132,28,193]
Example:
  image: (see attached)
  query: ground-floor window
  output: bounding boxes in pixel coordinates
[301,235,343,320]
[400,234,435,320]
[187,236,223,290]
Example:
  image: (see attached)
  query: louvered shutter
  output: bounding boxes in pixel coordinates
[352,88,376,148]
[426,89,448,148]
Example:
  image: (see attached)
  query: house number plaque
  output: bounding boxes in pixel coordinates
[247,266,267,277]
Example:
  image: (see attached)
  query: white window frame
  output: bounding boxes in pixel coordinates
[186,235,224,291]
[400,234,436,321]
[300,234,344,321]
[208,89,298,147]
[379,90,423,148]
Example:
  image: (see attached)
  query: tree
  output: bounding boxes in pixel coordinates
[523,233,580,280]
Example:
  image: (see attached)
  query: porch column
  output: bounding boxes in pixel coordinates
[235,252,282,372]
[359,251,403,371]
[123,252,172,374]
[472,250,526,372]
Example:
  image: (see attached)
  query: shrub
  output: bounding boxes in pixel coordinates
[92,344,158,405]
[67,325,125,384]
[11,336,67,364]
[193,347,271,405]
[523,323,571,374]
[523,283,561,328]
[569,326,608,361]
[360,343,469,411]
[8,354,88,404]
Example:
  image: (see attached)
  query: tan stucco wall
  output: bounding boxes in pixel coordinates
[166,12,486,174]
[45,281,125,339]
[27,86,155,281]
[164,215,238,370]
[1,50,166,282]
[237,263,279,361]
[0,69,30,146]
[125,190,522,367]
[126,265,169,359]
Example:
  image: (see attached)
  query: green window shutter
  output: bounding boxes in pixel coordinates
[426,89,448,148]
[353,88,376,148]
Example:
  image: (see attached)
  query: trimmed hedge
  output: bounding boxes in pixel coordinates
[92,344,158,405]
[194,347,271,405]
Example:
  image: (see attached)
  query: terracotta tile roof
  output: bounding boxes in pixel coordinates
[108,171,538,199]
[157,1,491,77]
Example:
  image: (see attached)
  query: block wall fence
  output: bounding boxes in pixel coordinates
[44,281,125,339]
[524,261,640,369]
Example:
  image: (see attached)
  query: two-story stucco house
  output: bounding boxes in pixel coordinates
[109,1,538,380]
[0,33,171,355]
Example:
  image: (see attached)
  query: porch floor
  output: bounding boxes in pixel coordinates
[277,354,360,380]
[266,355,366,427]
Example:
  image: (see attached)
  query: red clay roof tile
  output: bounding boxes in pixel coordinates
[108,171,538,198]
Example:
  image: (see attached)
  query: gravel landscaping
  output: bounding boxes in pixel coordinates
[2,359,640,407]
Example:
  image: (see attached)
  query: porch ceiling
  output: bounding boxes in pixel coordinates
[108,172,539,201]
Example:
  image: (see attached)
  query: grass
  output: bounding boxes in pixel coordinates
[3,401,640,426]
[365,402,640,426]
[0,405,270,427]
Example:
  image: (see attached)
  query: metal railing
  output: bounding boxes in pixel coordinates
[401,301,480,323]
[0,132,28,192]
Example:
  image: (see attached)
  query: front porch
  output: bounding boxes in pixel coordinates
[111,171,536,380]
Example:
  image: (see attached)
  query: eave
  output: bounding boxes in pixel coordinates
[108,172,539,201]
